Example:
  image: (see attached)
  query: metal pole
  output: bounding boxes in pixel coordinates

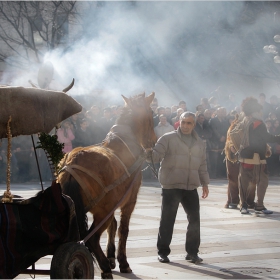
[31,135,44,192]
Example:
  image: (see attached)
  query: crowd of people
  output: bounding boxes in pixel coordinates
[147,93,280,180]
[1,91,280,184]
[147,93,280,263]
[0,90,279,265]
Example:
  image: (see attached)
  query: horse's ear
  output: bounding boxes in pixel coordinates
[145,92,155,105]
[122,95,130,106]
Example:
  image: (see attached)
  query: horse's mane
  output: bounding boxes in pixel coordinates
[115,107,133,126]
[115,94,147,126]
[112,93,153,148]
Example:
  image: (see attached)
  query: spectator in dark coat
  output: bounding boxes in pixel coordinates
[165,107,173,125]
[153,106,166,127]
[194,112,212,172]
[209,107,229,178]
[170,101,187,119]
[200,97,211,111]
[73,119,92,148]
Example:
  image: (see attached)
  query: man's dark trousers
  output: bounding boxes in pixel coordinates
[157,188,200,257]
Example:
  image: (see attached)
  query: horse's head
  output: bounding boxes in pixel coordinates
[121,92,157,149]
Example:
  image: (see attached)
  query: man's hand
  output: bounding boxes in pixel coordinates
[144,148,153,162]
[202,185,209,199]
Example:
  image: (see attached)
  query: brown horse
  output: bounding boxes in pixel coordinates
[57,92,156,278]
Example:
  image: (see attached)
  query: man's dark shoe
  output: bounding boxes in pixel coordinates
[185,254,203,264]
[158,255,170,263]
[255,207,273,214]
[240,207,249,214]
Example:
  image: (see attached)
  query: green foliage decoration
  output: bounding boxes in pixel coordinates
[36,132,65,176]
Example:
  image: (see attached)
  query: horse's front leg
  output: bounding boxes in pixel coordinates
[86,220,114,279]
[117,205,134,273]
[106,215,117,269]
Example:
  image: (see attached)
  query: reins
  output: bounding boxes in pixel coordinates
[141,156,158,179]
[106,130,158,177]
[149,155,159,179]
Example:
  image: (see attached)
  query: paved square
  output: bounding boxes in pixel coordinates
[2,178,279,279]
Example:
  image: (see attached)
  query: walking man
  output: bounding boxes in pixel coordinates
[147,112,209,264]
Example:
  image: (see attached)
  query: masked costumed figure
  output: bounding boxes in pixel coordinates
[231,97,276,214]
[224,113,257,209]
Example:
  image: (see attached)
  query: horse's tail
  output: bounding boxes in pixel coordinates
[62,177,88,239]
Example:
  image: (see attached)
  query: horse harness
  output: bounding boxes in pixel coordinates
[59,132,145,212]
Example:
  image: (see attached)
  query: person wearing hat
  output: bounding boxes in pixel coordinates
[237,97,280,214]
[146,111,209,264]
[224,112,257,210]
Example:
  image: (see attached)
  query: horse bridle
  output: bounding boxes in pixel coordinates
[138,105,158,178]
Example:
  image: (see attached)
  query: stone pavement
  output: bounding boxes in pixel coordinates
[1,178,280,279]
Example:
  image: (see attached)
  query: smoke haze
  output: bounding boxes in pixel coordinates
[2,1,280,110]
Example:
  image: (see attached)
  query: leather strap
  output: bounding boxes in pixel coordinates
[102,146,130,177]
[68,164,106,189]
[112,134,136,160]
[60,154,145,211]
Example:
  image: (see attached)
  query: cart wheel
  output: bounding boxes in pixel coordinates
[50,242,94,279]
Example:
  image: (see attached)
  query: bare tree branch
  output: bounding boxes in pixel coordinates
[0,1,77,70]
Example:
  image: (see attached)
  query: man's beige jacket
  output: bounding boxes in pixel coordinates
[152,128,210,190]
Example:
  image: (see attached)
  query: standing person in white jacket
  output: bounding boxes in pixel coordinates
[154,114,174,139]
[147,112,209,264]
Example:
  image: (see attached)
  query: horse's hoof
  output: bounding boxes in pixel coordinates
[120,266,132,273]
[101,272,113,279]
[108,257,116,269]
